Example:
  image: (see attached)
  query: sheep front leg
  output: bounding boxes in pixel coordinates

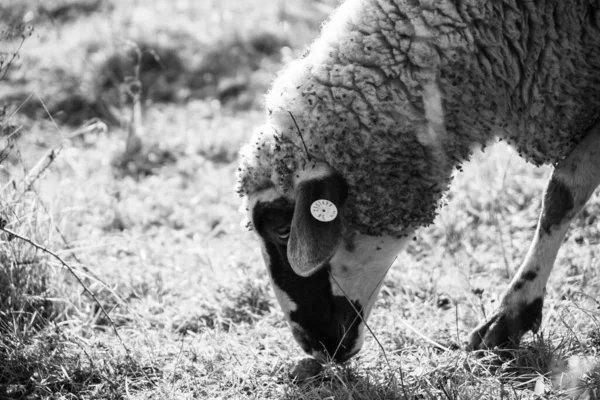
[468,121,600,350]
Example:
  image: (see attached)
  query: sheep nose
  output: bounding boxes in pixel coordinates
[289,318,364,363]
[291,325,359,363]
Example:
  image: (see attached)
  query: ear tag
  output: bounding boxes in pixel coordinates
[310,199,337,222]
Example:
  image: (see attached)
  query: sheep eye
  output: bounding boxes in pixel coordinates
[274,225,290,240]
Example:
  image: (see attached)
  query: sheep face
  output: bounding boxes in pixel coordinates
[247,168,410,363]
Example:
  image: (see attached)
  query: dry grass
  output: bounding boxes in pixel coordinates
[1,0,600,399]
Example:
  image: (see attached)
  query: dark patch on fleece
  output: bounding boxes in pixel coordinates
[540,177,574,234]
[514,270,539,290]
[520,297,544,334]
[522,271,538,281]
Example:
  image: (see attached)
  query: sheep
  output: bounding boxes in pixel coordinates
[236,0,600,363]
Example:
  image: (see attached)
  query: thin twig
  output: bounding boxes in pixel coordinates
[29,185,106,284]
[492,208,512,279]
[67,119,108,140]
[32,90,67,144]
[8,91,35,120]
[329,271,392,369]
[3,123,24,142]
[493,158,514,279]
[0,32,28,81]
[18,149,58,197]
[287,111,311,161]
[10,91,67,203]
[398,319,451,352]
[123,45,144,159]
[557,312,585,351]
[328,253,398,364]
[455,302,461,346]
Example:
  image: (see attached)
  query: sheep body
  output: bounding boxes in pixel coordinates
[237,0,600,236]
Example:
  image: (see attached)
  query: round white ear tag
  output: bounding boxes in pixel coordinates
[310,199,338,222]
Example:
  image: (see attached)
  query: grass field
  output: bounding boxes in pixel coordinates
[1,0,600,398]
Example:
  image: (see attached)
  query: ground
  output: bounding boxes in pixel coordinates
[1,0,600,399]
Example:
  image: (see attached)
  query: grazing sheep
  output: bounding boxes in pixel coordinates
[236,0,600,363]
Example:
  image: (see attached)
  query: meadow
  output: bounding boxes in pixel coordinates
[1,0,599,398]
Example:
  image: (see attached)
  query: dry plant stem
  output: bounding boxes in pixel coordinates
[492,160,515,279]
[34,90,66,142]
[10,91,67,201]
[398,319,451,352]
[0,34,27,81]
[492,207,512,279]
[29,186,107,286]
[8,92,35,120]
[125,86,144,157]
[328,256,400,362]
[67,120,108,140]
[329,257,409,396]
[16,149,59,199]
[3,124,24,142]
[454,304,460,345]
[287,111,311,162]
[558,313,584,350]
[329,272,392,368]
[124,46,145,158]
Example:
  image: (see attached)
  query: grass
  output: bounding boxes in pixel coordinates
[1,0,600,398]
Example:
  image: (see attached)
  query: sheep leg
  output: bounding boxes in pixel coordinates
[468,121,600,350]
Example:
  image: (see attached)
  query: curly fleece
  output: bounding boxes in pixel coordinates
[237,0,600,236]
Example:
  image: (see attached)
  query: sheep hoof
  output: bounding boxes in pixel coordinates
[467,298,544,351]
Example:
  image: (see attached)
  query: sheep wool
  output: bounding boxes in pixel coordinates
[237,0,600,236]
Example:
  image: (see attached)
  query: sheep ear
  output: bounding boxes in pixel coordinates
[287,173,347,277]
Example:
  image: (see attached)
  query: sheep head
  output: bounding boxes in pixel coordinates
[237,126,411,363]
